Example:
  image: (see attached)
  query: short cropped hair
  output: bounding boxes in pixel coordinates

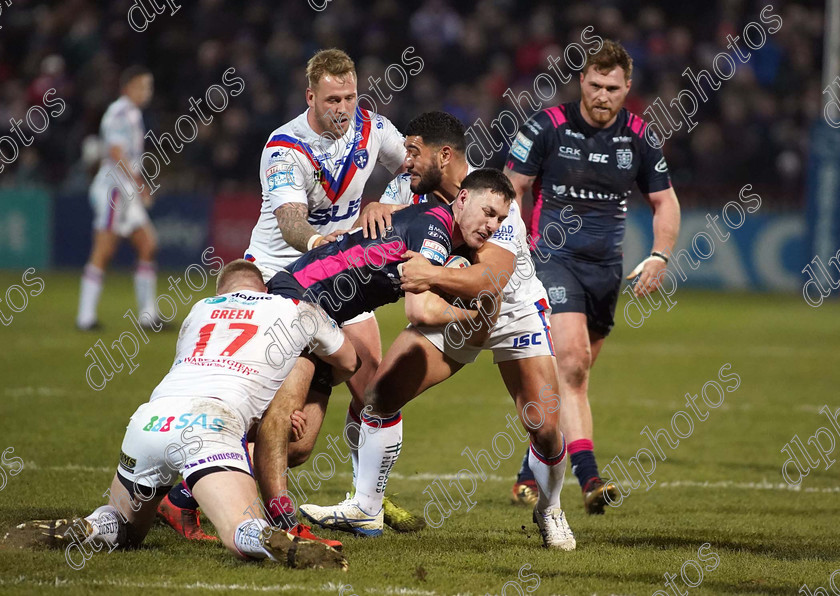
[405,111,466,153]
[216,259,264,294]
[306,49,356,89]
[120,65,151,90]
[461,168,515,203]
[584,39,633,81]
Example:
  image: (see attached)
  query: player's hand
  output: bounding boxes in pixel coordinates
[289,409,307,442]
[399,251,437,293]
[323,229,352,243]
[358,202,394,239]
[626,255,668,297]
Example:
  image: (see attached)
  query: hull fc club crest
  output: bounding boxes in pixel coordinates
[353,148,369,169]
[616,148,633,170]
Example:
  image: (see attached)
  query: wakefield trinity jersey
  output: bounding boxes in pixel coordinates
[507,102,671,265]
[246,108,406,275]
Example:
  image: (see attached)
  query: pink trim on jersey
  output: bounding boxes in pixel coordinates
[292,239,407,288]
[428,206,454,235]
[628,112,647,137]
[544,105,567,128]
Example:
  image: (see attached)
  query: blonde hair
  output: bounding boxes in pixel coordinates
[306,48,356,89]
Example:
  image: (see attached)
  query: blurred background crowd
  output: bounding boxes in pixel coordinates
[0,0,828,210]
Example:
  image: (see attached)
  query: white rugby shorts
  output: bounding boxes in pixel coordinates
[117,396,251,494]
[416,298,555,365]
[90,180,150,237]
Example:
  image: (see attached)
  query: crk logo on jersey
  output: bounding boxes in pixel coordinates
[616,149,633,169]
[353,148,369,169]
[548,286,567,304]
[558,146,581,160]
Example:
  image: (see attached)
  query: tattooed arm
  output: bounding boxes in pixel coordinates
[274,203,325,252]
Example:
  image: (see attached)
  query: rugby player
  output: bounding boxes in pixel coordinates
[298,120,577,549]
[157,169,511,542]
[503,40,681,513]
[76,66,159,331]
[9,260,356,569]
[157,48,411,538]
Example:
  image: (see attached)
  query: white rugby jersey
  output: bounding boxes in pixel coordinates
[245,108,406,276]
[90,96,145,192]
[379,170,547,317]
[150,291,344,429]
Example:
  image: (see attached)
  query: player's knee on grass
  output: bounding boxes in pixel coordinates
[556,347,591,389]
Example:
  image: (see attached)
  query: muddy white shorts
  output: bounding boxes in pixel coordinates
[116,396,252,496]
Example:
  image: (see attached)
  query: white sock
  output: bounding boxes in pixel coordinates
[77,264,103,327]
[83,505,123,550]
[353,411,402,514]
[134,261,157,320]
[528,439,567,512]
[233,518,272,560]
[345,404,362,487]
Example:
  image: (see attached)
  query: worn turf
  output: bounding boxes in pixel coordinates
[0,271,838,595]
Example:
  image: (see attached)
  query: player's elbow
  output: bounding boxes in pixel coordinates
[404,295,433,327]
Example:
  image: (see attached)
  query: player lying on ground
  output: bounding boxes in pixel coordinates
[503,40,680,514]
[156,169,512,542]
[5,260,357,569]
[158,47,414,539]
[299,114,576,550]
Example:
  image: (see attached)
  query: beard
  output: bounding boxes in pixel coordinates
[410,164,443,195]
[585,101,617,125]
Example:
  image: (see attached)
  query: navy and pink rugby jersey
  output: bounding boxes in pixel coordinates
[268,202,456,323]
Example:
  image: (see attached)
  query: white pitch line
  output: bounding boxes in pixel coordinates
[20,463,840,493]
[0,577,439,595]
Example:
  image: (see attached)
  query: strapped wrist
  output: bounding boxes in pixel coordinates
[650,251,669,264]
[307,234,324,251]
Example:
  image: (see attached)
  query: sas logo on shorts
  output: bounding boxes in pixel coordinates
[548,286,567,304]
[142,414,226,433]
[510,132,533,162]
[420,239,446,264]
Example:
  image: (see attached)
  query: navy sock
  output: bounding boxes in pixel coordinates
[570,449,599,489]
[167,480,199,510]
[516,450,535,483]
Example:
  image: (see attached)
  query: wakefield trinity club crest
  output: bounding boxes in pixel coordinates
[353,148,369,169]
[616,148,632,170]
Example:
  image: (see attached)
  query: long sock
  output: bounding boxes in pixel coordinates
[353,411,402,514]
[77,264,104,327]
[134,261,156,321]
[167,480,199,510]
[516,449,535,483]
[83,505,124,549]
[233,518,272,560]
[266,494,298,530]
[528,440,567,512]
[568,439,599,489]
[345,404,362,487]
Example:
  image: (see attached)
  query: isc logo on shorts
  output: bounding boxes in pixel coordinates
[512,332,543,348]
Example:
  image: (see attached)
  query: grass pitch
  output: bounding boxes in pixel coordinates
[0,271,839,595]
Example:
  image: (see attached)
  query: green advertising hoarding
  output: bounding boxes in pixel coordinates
[0,188,52,268]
